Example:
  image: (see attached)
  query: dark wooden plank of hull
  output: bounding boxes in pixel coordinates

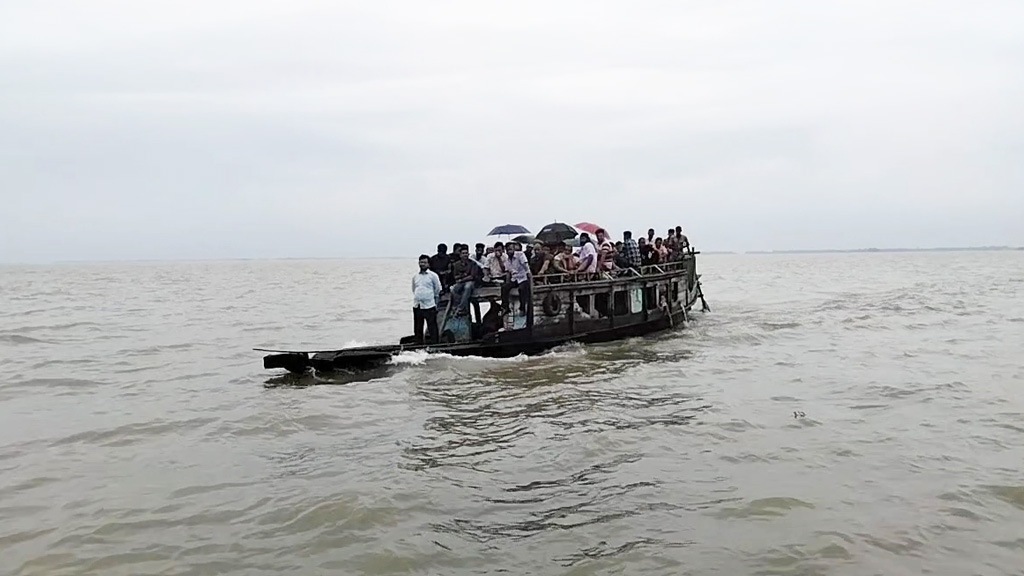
[263,352,311,372]
[263,277,700,374]
[294,308,687,372]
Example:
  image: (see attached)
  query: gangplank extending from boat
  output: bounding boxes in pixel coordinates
[258,254,709,374]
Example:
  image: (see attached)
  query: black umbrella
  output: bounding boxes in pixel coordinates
[535,222,579,245]
[512,234,536,244]
[488,224,531,236]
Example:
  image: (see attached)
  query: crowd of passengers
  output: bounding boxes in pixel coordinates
[411,226,691,344]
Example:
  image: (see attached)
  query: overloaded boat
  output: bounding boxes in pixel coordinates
[259,225,709,374]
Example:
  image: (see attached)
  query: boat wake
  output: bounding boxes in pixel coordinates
[340,340,375,349]
[388,342,588,367]
[388,350,530,366]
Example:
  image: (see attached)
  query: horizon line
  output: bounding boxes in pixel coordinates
[1,245,1021,266]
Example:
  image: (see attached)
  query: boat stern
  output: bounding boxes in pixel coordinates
[263,352,310,373]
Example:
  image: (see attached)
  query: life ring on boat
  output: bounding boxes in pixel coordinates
[542,293,562,317]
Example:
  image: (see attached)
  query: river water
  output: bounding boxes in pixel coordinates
[1,252,1022,576]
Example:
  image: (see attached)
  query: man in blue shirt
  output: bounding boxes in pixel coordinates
[412,254,442,344]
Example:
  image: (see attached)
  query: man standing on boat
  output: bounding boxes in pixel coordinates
[665,229,678,257]
[501,242,532,316]
[413,255,442,344]
[675,226,690,253]
[621,230,641,269]
[428,244,452,289]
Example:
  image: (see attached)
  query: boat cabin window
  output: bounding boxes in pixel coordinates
[594,293,610,318]
[468,299,505,340]
[671,282,679,302]
[575,294,591,315]
[645,286,658,310]
[613,290,629,316]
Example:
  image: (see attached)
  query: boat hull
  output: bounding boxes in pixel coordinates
[260,255,706,374]
[263,299,694,374]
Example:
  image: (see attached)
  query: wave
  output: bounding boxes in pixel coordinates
[0,334,50,345]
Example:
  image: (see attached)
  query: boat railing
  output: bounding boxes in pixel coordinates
[440,253,697,305]
[532,254,694,286]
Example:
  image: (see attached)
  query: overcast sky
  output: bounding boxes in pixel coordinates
[2,0,1022,262]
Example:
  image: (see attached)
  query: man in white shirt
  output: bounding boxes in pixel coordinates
[412,254,442,344]
[485,241,509,285]
[500,242,532,316]
[595,228,616,271]
[471,243,488,272]
[576,233,598,275]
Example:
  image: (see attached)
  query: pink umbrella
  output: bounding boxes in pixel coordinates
[574,222,603,234]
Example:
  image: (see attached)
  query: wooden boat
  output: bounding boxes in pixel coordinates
[259,253,708,374]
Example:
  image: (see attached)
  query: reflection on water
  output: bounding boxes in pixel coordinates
[1,253,1023,575]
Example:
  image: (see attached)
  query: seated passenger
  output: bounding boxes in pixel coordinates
[479,296,504,338]
[576,233,598,276]
[531,244,553,277]
[654,237,668,262]
[598,243,617,272]
[471,243,488,271]
[554,243,577,273]
[613,248,631,271]
[485,241,509,285]
[450,247,482,316]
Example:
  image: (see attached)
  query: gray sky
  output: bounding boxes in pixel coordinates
[2,0,1023,262]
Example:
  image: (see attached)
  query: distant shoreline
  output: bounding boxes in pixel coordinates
[743,246,1022,255]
